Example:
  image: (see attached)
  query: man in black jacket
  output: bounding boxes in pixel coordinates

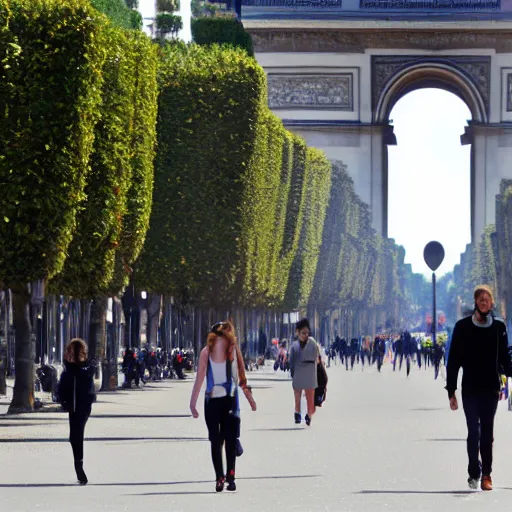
[446,285,511,491]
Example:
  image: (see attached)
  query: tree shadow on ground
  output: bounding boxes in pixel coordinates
[90,414,190,419]
[100,387,169,394]
[0,436,207,443]
[0,416,68,421]
[357,490,473,496]
[0,422,63,428]
[131,491,215,496]
[418,438,465,442]
[245,378,291,383]
[250,427,303,432]
[0,474,322,489]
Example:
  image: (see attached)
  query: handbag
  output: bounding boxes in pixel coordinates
[315,362,328,407]
[236,438,244,457]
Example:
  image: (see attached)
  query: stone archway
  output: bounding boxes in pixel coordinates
[373,56,489,124]
[372,56,490,240]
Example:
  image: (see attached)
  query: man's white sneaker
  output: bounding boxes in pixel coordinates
[468,477,479,490]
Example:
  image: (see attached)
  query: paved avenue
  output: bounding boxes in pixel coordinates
[0,362,511,512]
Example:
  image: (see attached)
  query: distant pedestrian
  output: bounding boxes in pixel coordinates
[288,318,323,426]
[446,285,512,491]
[57,338,96,485]
[189,321,257,492]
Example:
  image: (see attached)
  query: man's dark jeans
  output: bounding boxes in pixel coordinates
[462,392,499,479]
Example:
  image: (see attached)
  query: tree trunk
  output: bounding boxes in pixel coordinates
[8,284,35,413]
[146,294,161,348]
[0,291,7,395]
[88,297,107,390]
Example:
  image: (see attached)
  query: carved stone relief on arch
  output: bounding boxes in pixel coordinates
[371,55,491,120]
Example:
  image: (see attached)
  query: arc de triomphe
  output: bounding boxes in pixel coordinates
[242,5,512,240]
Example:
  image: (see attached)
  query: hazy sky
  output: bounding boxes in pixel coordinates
[138,2,471,277]
[388,89,471,277]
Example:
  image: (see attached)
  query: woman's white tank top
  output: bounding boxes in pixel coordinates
[209,357,227,398]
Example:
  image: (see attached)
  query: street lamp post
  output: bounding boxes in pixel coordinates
[423,241,445,376]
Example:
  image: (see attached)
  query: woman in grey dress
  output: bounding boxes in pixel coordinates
[289,318,322,426]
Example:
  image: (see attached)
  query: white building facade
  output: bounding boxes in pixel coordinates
[243,14,512,241]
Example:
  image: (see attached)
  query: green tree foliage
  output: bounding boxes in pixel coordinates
[308,159,428,329]
[138,44,298,308]
[90,0,141,30]
[0,0,107,413]
[496,181,512,319]
[156,13,182,37]
[283,148,332,310]
[157,0,179,11]
[51,28,139,299]
[110,33,159,294]
[191,18,254,56]
[453,180,512,321]
[452,180,512,318]
[0,0,107,288]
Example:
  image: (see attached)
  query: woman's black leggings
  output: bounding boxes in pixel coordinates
[69,408,91,461]
[204,396,238,480]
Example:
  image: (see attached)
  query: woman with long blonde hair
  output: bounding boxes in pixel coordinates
[190,321,257,492]
[57,338,96,485]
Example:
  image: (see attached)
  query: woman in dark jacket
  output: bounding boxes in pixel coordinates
[57,338,96,485]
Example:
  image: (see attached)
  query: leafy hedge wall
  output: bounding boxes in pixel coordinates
[191,18,254,56]
[90,0,141,30]
[51,28,138,298]
[496,181,512,319]
[137,44,268,307]
[453,180,512,321]
[110,32,159,294]
[138,44,327,310]
[0,0,106,287]
[283,148,332,310]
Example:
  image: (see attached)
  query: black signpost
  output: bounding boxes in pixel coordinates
[423,241,445,347]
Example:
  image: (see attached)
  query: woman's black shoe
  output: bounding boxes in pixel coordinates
[305,414,311,426]
[215,477,225,492]
[74,460,88,485]
[226,480,236,491]
[294,412,301,424]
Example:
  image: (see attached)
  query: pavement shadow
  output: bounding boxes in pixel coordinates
[0,422,63,428]
[247,378,291,383]
[0,436,207,443]
[128,475,323,495]
[250,427,303,431]
[420,438,465,442]
[131,491,215,496]
[358,490,474,496]
[0,475,322,489]
[101,387,169,393]
[91,414,190,419]
[0,416,67,421]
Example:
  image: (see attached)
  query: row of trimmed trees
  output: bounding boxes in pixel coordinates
[439,180,512,325]
[0,5,429,412]
[135,43,429,352]
[0,0,158,411]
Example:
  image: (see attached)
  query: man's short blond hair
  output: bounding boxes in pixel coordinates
[474,285,494,304]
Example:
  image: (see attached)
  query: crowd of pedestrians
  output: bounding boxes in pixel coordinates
[53,284,510,494]
[322,331,445,379]
[121,347,193,387]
